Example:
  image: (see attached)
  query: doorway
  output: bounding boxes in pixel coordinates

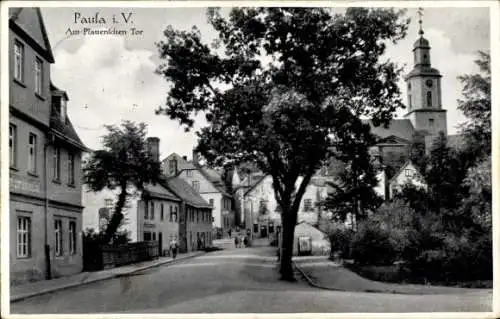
[158,232,163,256]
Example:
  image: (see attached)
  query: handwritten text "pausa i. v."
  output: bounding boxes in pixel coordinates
[74,12,134,24]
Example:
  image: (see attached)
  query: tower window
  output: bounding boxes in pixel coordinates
[408,95,412,109]
[429,119,435,127]
[427,91,432,107]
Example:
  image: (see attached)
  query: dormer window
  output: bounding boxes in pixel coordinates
[60,98,67,122]
[51,95,67,122]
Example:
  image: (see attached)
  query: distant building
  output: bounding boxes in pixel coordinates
[235,172,330,239]
[163,177,213,253]
[387,161,427,199]
[9,8,88,284]
[161,151,235,235]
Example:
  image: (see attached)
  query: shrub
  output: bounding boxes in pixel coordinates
[328,225,353,259]
[350,221,398,266]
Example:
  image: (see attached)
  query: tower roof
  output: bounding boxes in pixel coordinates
[413,37,430,49]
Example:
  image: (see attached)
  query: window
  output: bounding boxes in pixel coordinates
[150,202,155,220]
[209,199,214,207]
[192,180,200,192]
[427,91,432,107]
[144,231,152,241]
[28,133,37,173]
[9,124,17,167]
[190,208,194,222]
[253,223,258,233]
[161,204,164,220]
[67,153,75,185]
[169,159,177,175]
[169,205,173,222]
[304,199,312,212]
[14,41,24,82]
[35,57,43,95]
[171,206,178,222]
[105,198,113,207]
[269,222,274,234]
[144,201,149,220]
[152,232,156,241]
[429,118,435,127]
[408,94,412,110]
[61,98,67,122]
[404,169,412,177]
[196,210,200,223]
[186,170,193,177]
[69,221,77,255]
[53,147,61,181]
[17,216,31,258]
[55,219,63,257]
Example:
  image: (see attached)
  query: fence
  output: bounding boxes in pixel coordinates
[83,240,159,271]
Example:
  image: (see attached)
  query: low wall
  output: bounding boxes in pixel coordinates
[83,241,159,271]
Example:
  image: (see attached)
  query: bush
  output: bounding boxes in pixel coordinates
[328,225,353,259]
[350,221,398,266]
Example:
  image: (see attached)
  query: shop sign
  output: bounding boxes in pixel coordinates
[10,175,41,193]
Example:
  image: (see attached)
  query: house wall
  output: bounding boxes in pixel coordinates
[137,198,180,255]
[292,223,331,256]
[9,13,85,284]
[82,185,138,242]
[388,163,427,198]
[184,206,213,252]
[9,27,51,126]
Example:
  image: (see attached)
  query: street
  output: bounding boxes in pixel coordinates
[11,246,491,313]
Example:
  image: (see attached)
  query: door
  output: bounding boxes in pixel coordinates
[260,225,267,238]
[158,232,163,256]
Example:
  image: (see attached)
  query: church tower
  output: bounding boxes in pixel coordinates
[404,10,447,146]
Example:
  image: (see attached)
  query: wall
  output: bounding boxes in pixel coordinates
[47,144,83,206]
[137,198,180,255]
[82,185,139,242]
[9,28,51,126]
[389,162,427,198]
[292,223,331,256]
[200,193,221,228]
[185,206,213,252]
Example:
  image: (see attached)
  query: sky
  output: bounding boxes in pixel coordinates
[39,5,491,161]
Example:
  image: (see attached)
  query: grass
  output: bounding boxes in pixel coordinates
[345,263,492,289]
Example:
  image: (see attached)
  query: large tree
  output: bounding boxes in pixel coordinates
[156,8,409,281]
[457,51,491,162]
[83,121,161,244]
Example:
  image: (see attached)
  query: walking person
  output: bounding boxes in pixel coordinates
[234,235,239,248]
[170,237,178,259]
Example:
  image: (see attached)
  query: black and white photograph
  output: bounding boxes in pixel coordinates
[1,1,497,316]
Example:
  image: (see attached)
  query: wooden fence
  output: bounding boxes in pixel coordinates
[83,241,159,271]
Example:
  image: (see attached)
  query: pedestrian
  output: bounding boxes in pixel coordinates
[243,236,248,247]
[228,228,232,238]
[170,237,178,259]
[235,236,239,248]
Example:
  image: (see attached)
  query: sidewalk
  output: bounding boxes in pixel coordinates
[10,251,204,302]
[294,259,493,295]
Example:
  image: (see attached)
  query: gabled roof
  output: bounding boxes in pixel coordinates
[377,135,412,145]
[195,165,232,197]
[388,160,424,184]
[143,182,181,202]
[49,84,88,151]
[364,119,415,142]
[161,153,196,171]
[9,8,54,63]
[163,177,212,209]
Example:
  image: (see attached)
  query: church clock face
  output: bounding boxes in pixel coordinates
[425,79,433,88]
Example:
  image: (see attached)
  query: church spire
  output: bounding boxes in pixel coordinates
[417,7,424,37]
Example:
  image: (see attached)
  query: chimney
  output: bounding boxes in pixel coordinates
[192,149,199,165]
[146,137,160,163]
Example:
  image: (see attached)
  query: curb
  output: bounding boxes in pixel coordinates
[11,252,205,303]
[293,262,490,296]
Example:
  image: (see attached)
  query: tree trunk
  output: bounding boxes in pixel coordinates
[103,187,128,244]
[279,208,298,281]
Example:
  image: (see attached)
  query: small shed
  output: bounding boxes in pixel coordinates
[293,222,331,256]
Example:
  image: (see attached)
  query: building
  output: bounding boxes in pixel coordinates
[163,177,213,253]
[292,222,331,256]
[161,152,235,236]
[387,161,427,199]
[9,8,88,284]
[137,182,181,256]
[237,172,330,240]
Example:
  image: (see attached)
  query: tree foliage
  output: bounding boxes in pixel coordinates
[156,7,409,280]
[83,121,160,244]
[457,51,491,161]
